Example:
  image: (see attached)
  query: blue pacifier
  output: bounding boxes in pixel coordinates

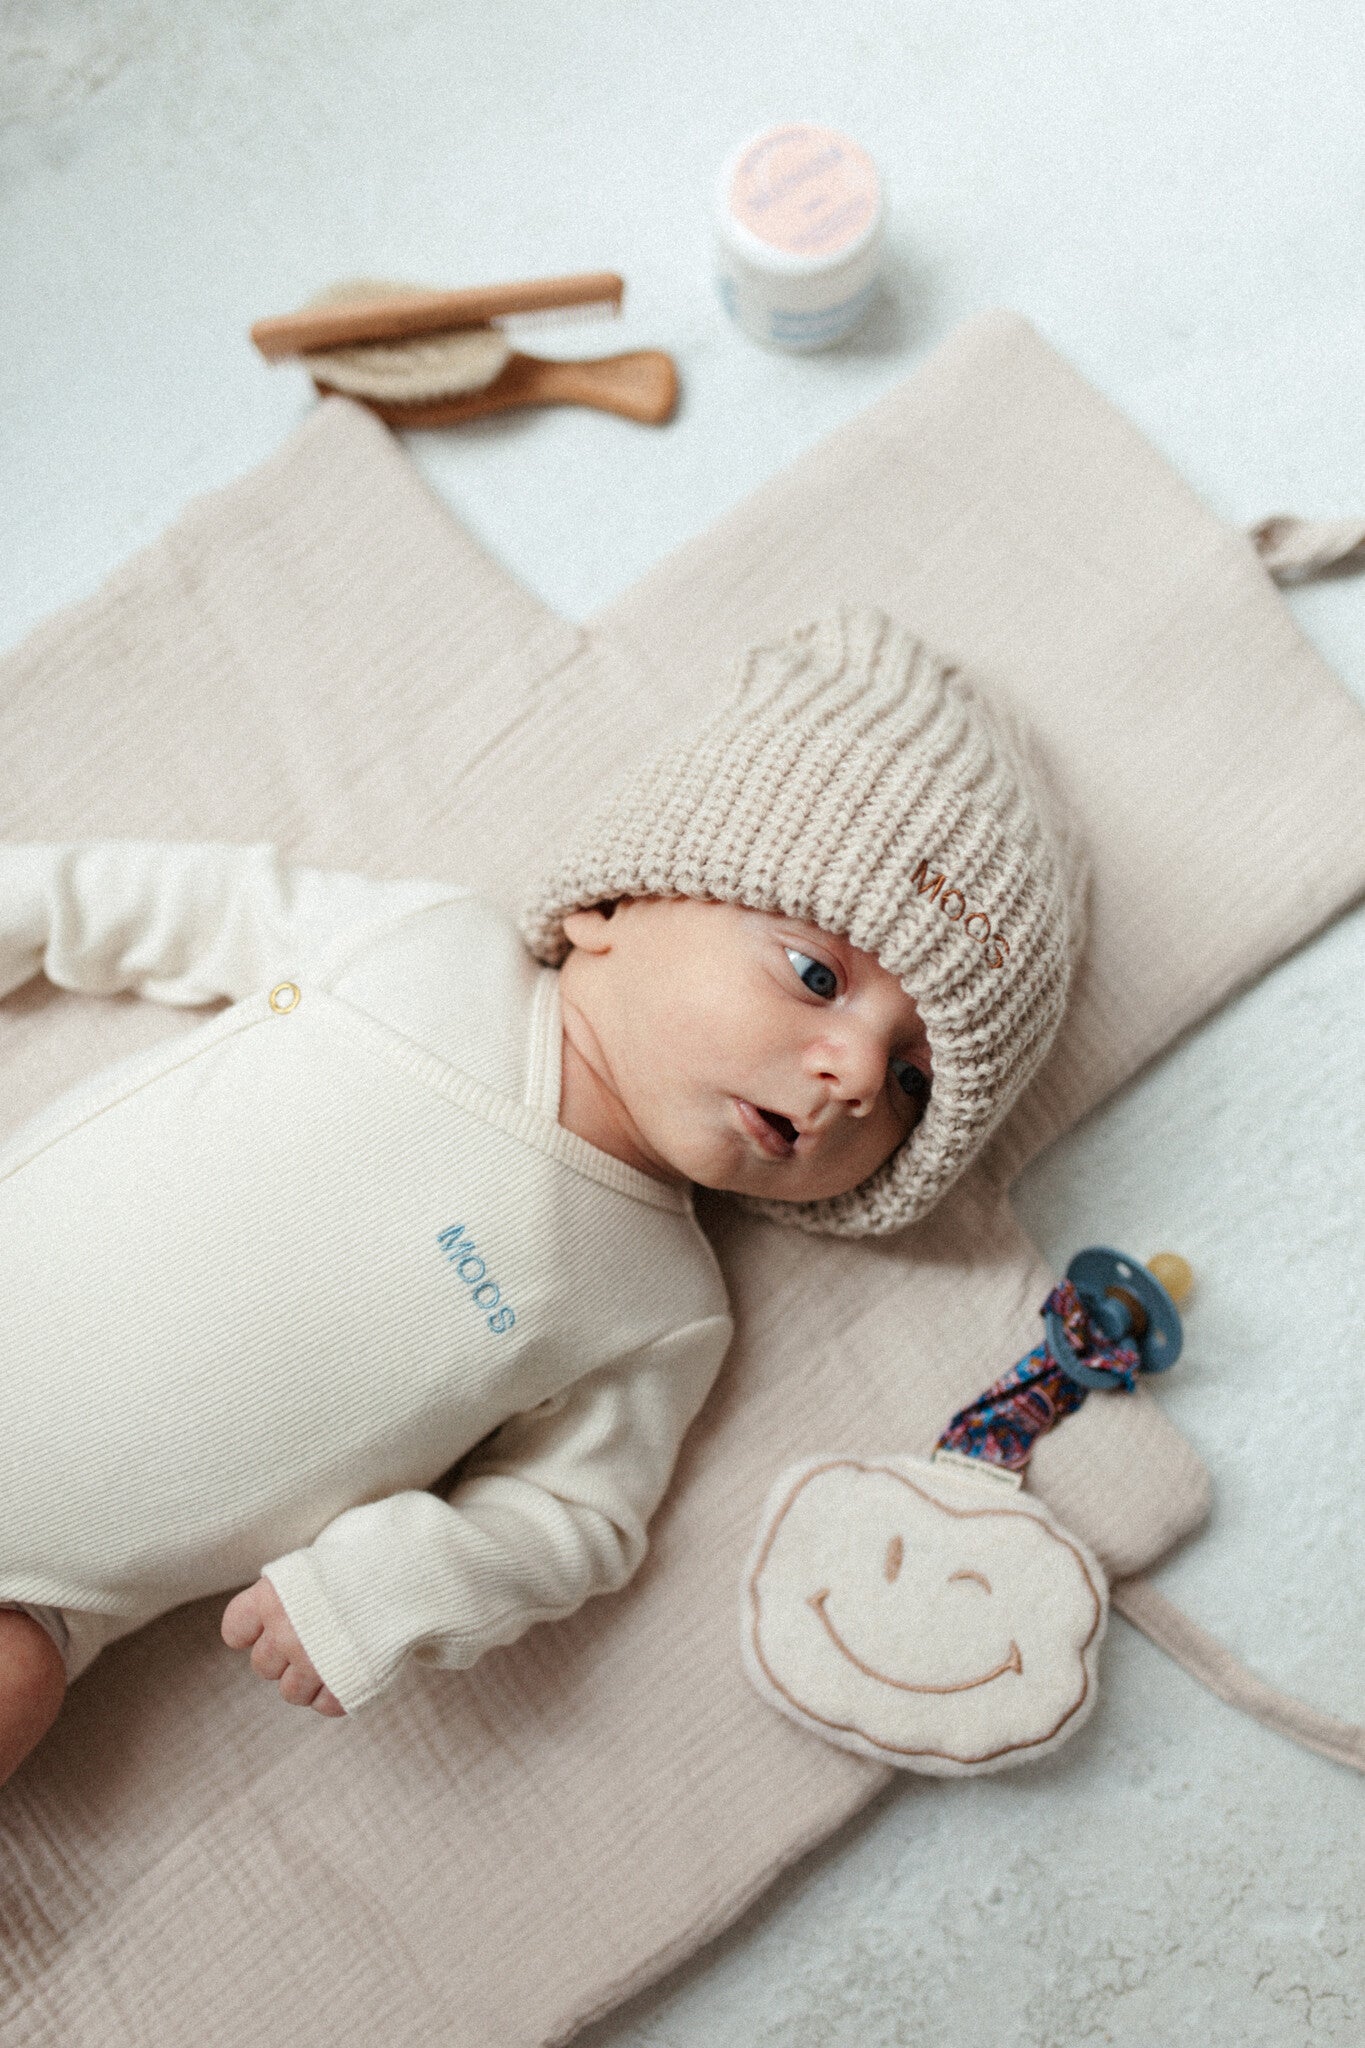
[1043,1247,1189,1391]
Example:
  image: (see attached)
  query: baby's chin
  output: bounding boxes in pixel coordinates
[668,1135,883,1206]
[708,1165,877,1204]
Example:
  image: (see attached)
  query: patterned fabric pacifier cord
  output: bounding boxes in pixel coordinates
[935,1279,1139,1472]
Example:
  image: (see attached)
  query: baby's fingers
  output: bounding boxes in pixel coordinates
[251,1637,290,1682]
[278,1665,347,1716]
[220,1581,345,1718]
[278,1660,322,1707]
[220,1586,265,1650]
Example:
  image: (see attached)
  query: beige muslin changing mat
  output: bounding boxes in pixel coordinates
[1,312,1363,2048]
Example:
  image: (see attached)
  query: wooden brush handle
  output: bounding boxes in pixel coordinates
[252,272,624,361]
[314,349,679,427]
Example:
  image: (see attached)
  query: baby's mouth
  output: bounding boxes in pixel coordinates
[735,1098,800,1158]
[760,1107,799,1144]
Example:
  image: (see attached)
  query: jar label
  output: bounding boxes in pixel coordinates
[729,125,880,258]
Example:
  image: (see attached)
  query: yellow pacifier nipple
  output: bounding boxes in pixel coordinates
[1145,1252,1194,1307]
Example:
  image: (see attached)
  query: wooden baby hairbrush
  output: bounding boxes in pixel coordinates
[251,271,678,426]
[312,349,679,427]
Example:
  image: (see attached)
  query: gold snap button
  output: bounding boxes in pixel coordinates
[269,982,301,1014]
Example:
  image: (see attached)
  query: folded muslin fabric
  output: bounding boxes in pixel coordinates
[1,312,1363,2048]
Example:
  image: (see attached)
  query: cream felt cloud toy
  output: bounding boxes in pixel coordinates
[744,1456,1106,1775]
[742,1249,1189,1776]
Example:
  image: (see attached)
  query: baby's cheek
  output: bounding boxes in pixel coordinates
[630,1077,732,1184]
[811,1108,908,1199]
[678,1110,747,1186]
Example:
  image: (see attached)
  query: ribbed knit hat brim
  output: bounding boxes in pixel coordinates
[520,608,1086,1235]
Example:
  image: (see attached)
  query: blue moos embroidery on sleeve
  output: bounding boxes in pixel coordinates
[437,1225,516,1334]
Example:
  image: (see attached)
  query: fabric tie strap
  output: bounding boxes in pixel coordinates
[1249,514,1365,585]
[1113,1577,1365,1775]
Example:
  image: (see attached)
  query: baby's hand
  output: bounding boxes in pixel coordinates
[220,1578,346,1717]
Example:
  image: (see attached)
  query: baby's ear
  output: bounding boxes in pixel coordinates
[561,905,617,954]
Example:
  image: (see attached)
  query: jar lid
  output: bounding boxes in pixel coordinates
[716,124,883,275]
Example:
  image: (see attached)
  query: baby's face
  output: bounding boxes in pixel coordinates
[557,896,932,1203]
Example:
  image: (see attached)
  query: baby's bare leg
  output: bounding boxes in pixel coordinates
[0,1609,67,1787]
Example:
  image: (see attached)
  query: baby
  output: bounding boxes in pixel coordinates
[0,608,1079,1783]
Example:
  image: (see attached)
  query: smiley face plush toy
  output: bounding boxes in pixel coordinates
[744,1260,1365,1783]
[742,1454,1107,1776]
[740,1255,1191,1777]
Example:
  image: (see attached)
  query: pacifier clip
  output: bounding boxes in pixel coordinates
[742,1249,1364,1778]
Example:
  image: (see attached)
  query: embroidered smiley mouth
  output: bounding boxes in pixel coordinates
[807,1587,1023,1694]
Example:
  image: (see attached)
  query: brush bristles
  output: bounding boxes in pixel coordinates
[495,296,623,337]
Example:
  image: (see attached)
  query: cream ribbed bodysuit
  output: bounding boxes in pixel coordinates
[0,843,731,1714]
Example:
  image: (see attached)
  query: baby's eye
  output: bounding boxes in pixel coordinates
[890,1057,931,1110]
[784,948,838,1000]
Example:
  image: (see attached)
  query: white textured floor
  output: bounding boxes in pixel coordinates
[3,5,1363,2043]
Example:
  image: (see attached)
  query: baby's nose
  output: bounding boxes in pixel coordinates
[808,1029,886,1114]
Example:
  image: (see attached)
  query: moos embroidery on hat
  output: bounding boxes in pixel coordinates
[519,606,1088,1236]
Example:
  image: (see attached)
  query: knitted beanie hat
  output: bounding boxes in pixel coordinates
[520,607,1086,1236]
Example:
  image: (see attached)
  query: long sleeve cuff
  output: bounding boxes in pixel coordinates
[263,1481,642,1714]
[0,840,463,1005]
